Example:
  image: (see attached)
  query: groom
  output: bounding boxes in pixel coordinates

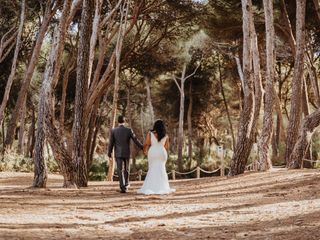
[107,115,143,193]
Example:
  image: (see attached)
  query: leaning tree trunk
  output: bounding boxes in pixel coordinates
[106,1,128,181]
[257,0,275,171]
[285,0,307,167]
[5,1,56,147]
[73,0,94,187]
[88,0,102,87]
[0,0,25,126]
[229,0,257,176]
[289,108,320,168]
[33,0,72,188]
[0,27,18,64]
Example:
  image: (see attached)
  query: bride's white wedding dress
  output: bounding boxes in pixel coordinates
[137,132,175,195]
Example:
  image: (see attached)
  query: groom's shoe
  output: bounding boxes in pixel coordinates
[120,189,126,193]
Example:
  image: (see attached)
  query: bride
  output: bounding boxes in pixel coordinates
[137,119,175,195]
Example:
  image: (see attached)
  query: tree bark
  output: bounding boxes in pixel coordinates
[5,1,57,147]
[176,64,186,172]
[26,107,35,158]
[313,0,320,22]
[33,0,72,188]
[0,0,25,126]
[187,81,193,168]
[285,0,307,167]
[229,0,257,176]
[306,53,320,107]
[257,0,275,171]
[73,0,94,187]
[59,54,75,135]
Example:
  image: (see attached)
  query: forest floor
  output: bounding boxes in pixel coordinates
[0,169,320,240]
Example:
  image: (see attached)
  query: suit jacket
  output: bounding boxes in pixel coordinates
[107,125,143,158]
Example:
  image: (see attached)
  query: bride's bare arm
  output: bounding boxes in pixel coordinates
[143,132,151,155]
[164,136,169,151]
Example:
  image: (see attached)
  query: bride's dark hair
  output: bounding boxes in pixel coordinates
[152,119,166,142]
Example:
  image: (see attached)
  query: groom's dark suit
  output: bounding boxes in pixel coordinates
[107,125,143,192]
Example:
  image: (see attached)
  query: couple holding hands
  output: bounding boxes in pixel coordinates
[108,115,175,195]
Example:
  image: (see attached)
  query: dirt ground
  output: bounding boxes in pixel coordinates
[0,169,320,240]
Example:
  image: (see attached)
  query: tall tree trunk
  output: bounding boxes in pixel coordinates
[229,0,257,176]
[285,0,307,167]
[5,1,57,147]
[187,81,193,168]
[257,0,275,171]
[127,87,137,171]
[218,54,236,151]
[144,77,155,124]
[18,97,27,155]
[26,107,35,158]
[86,100,100,167]
[0,0,25,126]
[106,1,128,181]
[73,0,94,187]
[59,54,75,135]
[176,64,186,172]
[302,76,310,117]
[33,0,72,188]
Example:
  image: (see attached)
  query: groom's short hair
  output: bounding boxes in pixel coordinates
[118,115,125,124]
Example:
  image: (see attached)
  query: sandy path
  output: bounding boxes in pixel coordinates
[0,169,320,239]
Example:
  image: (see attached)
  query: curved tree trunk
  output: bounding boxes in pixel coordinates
[285,0,307,167]
[289,108,320,168]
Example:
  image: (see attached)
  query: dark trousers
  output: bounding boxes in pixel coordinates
[116,158,129,191]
